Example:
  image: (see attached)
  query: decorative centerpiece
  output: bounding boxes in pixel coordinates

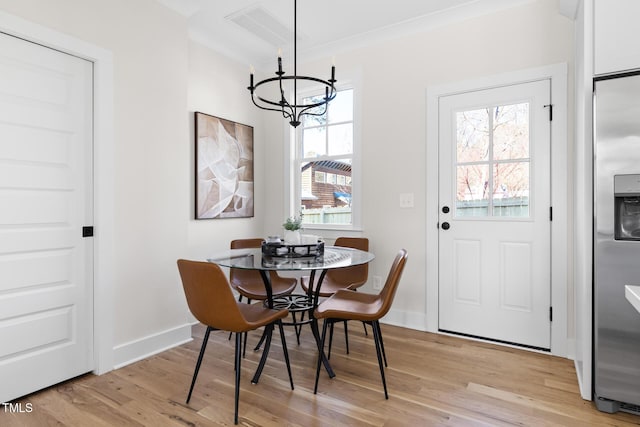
[282,213,303,245]
[262,213,324,259]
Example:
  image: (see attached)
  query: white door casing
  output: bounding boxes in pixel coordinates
[0,33,93,402]
[425,64,568,357]
[438,80,551,349]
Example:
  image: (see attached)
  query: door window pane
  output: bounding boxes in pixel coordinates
[493,162,530,217]
[456,164,489,217]
[493,103,529,161]
[457,108,489,163]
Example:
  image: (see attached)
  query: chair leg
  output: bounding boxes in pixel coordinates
[328,321,334,359]
[187,326,212,404]
[243,331,248,358]
[343,320,350,355]
[251,324,273,384]
[291,311,301,345]
[234,331,242,424]
[314,319,330,394]
[363,321,368,336]
[277,320,294,390]
[371,321,389,399]
[253,328,267,352]
[376,320,388,367]
[296,310,306,344]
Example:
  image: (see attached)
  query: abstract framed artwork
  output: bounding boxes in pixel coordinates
[195,112,254,219]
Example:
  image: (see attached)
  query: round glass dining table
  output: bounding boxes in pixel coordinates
[208,246,375,383]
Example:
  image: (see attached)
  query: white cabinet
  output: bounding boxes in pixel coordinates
[594,0,640,75]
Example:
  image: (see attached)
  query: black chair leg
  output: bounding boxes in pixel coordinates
[314,319,330,394]
[296,309,306,344]
[277,320,294,390]
[243,331,248,358]
[291,311,301,345]
[253,328,267,352]
[343,320,350,354]
[328,321,334,359]
[234,331,242,424]
[187,326,212,403]
[251,324,273,384]
[363,321,368,336]
[376,320,388,367]
[371,321,388,399]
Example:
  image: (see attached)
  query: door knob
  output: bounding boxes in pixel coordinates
[441,222,450,230]
[442,206,450,214]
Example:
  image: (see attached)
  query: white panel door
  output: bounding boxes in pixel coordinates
[0,33,93,401]
[438,80,551,350]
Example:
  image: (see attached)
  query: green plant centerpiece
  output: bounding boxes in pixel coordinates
[282,213,303,244]
[283,214,303,231]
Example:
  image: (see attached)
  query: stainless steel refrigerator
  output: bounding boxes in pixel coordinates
[594,71,640,414]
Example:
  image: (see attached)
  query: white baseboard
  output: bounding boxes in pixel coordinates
[112,323,193,369]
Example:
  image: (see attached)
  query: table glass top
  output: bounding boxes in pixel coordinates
[208,246,374,271]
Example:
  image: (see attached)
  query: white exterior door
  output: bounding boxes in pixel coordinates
[438,80,551,350]
[0,33,93,401]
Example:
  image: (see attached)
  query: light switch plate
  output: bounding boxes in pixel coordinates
[399,192,414,208]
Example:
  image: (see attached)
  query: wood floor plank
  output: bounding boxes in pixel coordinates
[1,323,639,426]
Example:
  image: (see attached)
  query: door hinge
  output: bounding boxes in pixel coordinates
[544,104,553,121]
[549,206,553,221]
[82,226,94,237]
[549,306,553,322]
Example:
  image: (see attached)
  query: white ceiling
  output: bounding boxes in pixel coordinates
[155,0,571,69]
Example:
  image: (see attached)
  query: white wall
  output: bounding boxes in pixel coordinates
[264,0,576,333]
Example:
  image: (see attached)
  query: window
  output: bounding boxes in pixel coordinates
[455,102,530,218]
[295,88,355,227]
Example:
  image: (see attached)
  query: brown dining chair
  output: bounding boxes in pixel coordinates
[177,259,294,425]
[301,237,369,355]
[229,238,298,351]
[313,249,408,399]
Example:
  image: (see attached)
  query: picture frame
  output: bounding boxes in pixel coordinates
[194,112,254,219]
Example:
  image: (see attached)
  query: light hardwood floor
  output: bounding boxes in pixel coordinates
[2,323,639,426]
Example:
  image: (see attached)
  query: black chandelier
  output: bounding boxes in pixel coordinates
[247,0,336,127]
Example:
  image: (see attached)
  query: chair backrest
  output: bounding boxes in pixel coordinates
[177,259,246,331]
[327,237,369,288]
[229,238,264,287]
[376,249,408,318]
